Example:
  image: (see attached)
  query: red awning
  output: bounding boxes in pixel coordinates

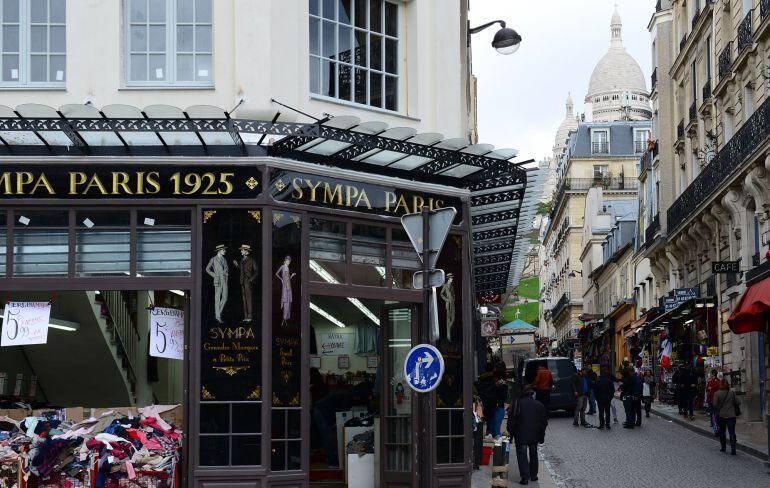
[727,278,770,334]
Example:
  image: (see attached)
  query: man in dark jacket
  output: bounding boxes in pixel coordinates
[571,367,589,427]
[474,363,497,437]
[631,370,644,427]
[507,386,548,485]
[676,363,698,420]
[620,369,636,428]
[593,366,616,430]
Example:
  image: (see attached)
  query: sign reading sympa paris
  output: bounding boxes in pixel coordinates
[1,302,51,347]
[403,344,445,393]
[149,307,185,360]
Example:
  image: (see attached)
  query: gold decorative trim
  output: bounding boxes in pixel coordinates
[273,212,283,224]
[246,177,259,190]
[248,210,262,223]
[274,179,286,191]
[454,398,463,407]
[289,393,300,406]
[203,210,217,223]
[272,392,281,406]
[281,370,291,384]
[437,396,446,407]
[247,386,262,400]
[201,386,215,400]
[213,365,250,376]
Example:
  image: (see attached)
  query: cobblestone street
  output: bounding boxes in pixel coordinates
[541,410,770,488]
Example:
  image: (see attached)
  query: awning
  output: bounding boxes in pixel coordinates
[727,277,770,334]
[499,318,537,333]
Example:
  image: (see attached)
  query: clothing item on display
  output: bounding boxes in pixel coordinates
[354,320,379,355]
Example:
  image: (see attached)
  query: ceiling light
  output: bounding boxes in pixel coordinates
[0,310,79,332]
[685,319,694,325]
[169,290,186,296]
[706,301,715,308]
[310,260,380,325]
[310,302,346,328]
[695,301,704,308]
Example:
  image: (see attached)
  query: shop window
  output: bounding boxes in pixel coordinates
[125,0,213,86]
[137,210,191,276]
[75,211,130,277]
[384,306,412,471]
[12,210,68,276]
[271,211,303,471]
[391,228,420,289]
[351,223,386,287]
[310,217,347,284]
[435,234,464,464]
[0,211,5,276]
[309,0,399,111]
[199,209,263,466]
[0,0,66,87]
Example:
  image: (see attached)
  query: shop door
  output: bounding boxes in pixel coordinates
[380,304,418,487]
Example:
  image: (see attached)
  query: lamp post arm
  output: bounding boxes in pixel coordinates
[468,20,507,35]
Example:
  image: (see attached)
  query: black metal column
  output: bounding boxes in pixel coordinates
[420,207,433,487]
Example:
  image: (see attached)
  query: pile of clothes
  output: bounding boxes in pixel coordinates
[0,405,182,488]
[345,430,374,457]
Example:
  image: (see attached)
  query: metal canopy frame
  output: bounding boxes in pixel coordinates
[0,106,527,300]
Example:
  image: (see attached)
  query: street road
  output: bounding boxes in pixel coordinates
[542,410,770,488]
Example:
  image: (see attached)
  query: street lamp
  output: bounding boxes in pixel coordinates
[568,270,583,278]
[468,20,522,55]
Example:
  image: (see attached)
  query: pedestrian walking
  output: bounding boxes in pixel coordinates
[594,366,616,430]
[474,363,497,439]
[610,376,620,423]
[492,362,509,440]
[530,364,553,411]
[677,363,698,420]
[586,368,598,415]
[672,365,684,414]
[571,366,589,427]
[642,370,656,418]
[507,385,548,486]
[705,369,721,435]
[713,378,741,455]
[620,369,636,428]
[631,369,643,426]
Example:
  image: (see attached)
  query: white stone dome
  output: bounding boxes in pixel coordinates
[587,49,647,97]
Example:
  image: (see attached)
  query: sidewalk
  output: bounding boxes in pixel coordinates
[650,402,768,461]
[470,444,558,487]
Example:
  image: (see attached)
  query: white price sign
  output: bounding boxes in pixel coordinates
[149,307,185,360]
[1,302,51,347]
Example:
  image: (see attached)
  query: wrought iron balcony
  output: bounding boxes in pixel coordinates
[677,120,684,139]
[592,142,609,154]
[738,12,753,53]
[680,33,688,52]
[702,80,712,103]
[763,0,770,21]
[718,42,732,79]
[747,256,770,284]
[651,68,658,91]
[689,101,697,123]
[667,97,770,234]
[551,292,570,319]
[634,140,647,154]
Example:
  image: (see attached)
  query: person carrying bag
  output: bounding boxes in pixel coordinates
[713,378,741,455]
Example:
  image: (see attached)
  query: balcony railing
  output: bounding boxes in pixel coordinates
[718,42,732,79]
[702,79,712,103]
[667,97,770,234]
[762,0,770,21]
[677,120,685,139]
[689,101,697,123]
[634,140,647,153]
[651,68,658,91]
[738,12,753,53]
[592,142,609,154]
[680,33,688,51]
[551,292,570,319]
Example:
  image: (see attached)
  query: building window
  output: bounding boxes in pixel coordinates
[593,164,609,179]
[724,110,734,142]
[744,84,755,118]
[591,130,609,154]
[634,129,650,153]
[612,94,619,100]
[309,0,399,111]
[602,95,609,101]
[125,0,213,86]
[0,0,66,86]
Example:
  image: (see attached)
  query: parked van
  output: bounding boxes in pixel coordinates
[519,357,577,412]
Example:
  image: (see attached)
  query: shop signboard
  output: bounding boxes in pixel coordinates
[480,319,498,337]
[149,307,185,360]
[662,287,700,312]
[712,261,740,273]
[1,302,51,347]
[403,344,445,393]
[319,331,352,356]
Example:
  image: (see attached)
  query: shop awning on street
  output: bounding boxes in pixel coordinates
[0,103,529,301]
[727,277,770,334]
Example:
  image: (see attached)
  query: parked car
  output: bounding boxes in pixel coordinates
[519,357,577,412]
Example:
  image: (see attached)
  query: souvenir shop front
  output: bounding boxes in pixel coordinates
[0,112,526,488]
[646,297,718,405]
[577,316,612,372]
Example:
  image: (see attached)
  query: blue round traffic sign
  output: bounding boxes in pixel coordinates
[403,344,445,393]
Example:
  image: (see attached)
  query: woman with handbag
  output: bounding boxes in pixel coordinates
[712,378,741,455]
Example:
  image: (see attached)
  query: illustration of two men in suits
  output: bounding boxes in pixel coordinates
[206,244,257,323]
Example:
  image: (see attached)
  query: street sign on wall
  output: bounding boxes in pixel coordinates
[403,344,445,393]
[480,319,499,337]
[712,261,740,273]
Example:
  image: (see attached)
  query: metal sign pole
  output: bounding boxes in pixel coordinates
[420,207,433,488]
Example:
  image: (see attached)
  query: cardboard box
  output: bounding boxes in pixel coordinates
[0,409,29,422]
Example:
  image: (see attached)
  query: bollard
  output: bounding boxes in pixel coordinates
[489,438,509,487]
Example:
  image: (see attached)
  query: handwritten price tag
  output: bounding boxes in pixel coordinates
[1,302,51,347]
[149,307,185,360]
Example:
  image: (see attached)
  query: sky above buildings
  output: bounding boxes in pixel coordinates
[469,0,655,164]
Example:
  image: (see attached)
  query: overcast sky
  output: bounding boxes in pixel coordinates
[469,0,656,163]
